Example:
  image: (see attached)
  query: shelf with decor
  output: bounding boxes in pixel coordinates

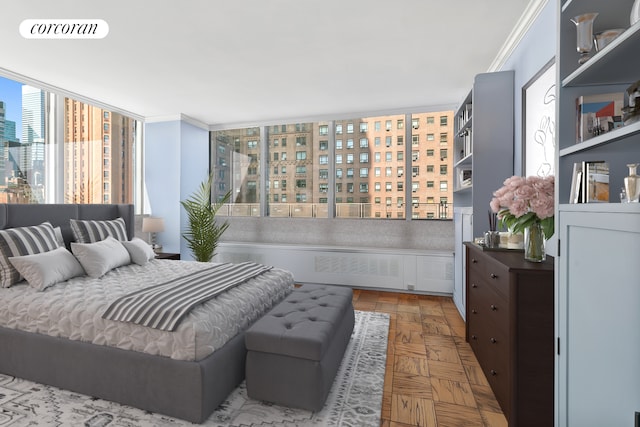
[556,0,640,425]
[452,70,514,319]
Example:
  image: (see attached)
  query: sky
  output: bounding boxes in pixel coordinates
[0,76,23,129]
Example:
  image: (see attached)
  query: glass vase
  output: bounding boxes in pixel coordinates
[571,13,598,65]
[524,221,546,262]
[625,163,640,202]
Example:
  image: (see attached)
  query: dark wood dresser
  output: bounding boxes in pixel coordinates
[464,242,554,427]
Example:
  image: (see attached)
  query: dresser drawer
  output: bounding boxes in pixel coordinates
[481,328,511,416]
[482,256,510,299]
[467,276,509,335]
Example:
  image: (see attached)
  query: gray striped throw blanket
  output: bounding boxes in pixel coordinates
[102,262,272,331]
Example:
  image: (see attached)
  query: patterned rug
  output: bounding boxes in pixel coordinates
[0,311,389,426]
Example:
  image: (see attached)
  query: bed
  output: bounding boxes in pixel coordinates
[0,203,294,423]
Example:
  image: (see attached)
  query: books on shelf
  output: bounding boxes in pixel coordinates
[570,161,609,203]
[576,92,625,143]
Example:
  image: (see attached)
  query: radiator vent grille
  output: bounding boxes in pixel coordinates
[314,255,401,277]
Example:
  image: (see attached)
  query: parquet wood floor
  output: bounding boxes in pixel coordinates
[352,289,507,427]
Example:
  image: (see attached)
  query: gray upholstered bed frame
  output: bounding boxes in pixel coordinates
[0,204,246,423]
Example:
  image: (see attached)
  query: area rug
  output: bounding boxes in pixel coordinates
[0,310,389,426]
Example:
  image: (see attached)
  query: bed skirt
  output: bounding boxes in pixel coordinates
[0,325,246,423]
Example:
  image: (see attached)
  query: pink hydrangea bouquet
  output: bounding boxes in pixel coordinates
[489,175,555,239]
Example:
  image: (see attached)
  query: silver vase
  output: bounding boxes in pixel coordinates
[571,13,598,65]
[624,163,640,202]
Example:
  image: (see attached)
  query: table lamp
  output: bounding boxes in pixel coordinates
[141,216,165,252]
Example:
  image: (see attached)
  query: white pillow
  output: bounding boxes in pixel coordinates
[9,247,85,291]
[71,236,131,278]
[121,237,156,265]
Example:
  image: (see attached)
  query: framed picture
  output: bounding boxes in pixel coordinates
[523,58,556,177]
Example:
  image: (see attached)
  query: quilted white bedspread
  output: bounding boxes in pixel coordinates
[0,260,293,361]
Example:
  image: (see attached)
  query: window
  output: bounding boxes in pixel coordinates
[427,181,434,188]
[440,116,448,126]
[440,133,448,144]
[386,197,392,206]
[210,111,453,220]
[440,181,448,191]
[412,182,419,192]
[375,197,381,204]
[440,165,448,175]
[427,116,434,124]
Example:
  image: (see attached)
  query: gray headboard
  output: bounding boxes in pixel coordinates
[0,204,135,248]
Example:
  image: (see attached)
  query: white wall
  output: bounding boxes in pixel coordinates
[144,119,209,257]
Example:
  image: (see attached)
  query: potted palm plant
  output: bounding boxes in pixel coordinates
[180,174,231,262]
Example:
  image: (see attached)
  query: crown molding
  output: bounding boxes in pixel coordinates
[487,0,550,72]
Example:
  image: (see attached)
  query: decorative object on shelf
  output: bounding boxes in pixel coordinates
[622,80,640,125]
[632,0,640,25]
[624,163,640,202]
[524,221,546,262]
[571,13,599,65]
[141,216,165,252]
[490,175,554,262]
[523,58,556,177]
[181,174,231,262]
[483,211,499,248]
[576,92,625,143]
[594,29,625,51]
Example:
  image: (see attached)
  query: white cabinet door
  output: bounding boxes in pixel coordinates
[453,207,472,318]
[556,209,640,427]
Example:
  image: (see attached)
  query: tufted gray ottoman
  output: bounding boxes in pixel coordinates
[244,284,355,411]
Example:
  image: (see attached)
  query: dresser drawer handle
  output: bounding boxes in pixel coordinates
[490,338,497,344]
[490,304,497,311]
[490,273,498,279]
[471,309,477,314]
[471,258,478,264]
[471,283,478,288]
[471,335,477,340]
[490,369,497,376]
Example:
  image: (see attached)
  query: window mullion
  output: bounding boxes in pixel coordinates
[260,126,269,217]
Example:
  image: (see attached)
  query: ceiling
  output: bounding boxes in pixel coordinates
[2,0,535,127]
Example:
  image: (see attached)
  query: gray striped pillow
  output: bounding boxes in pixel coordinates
[0,222,61,288]
[70,217,128,243]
